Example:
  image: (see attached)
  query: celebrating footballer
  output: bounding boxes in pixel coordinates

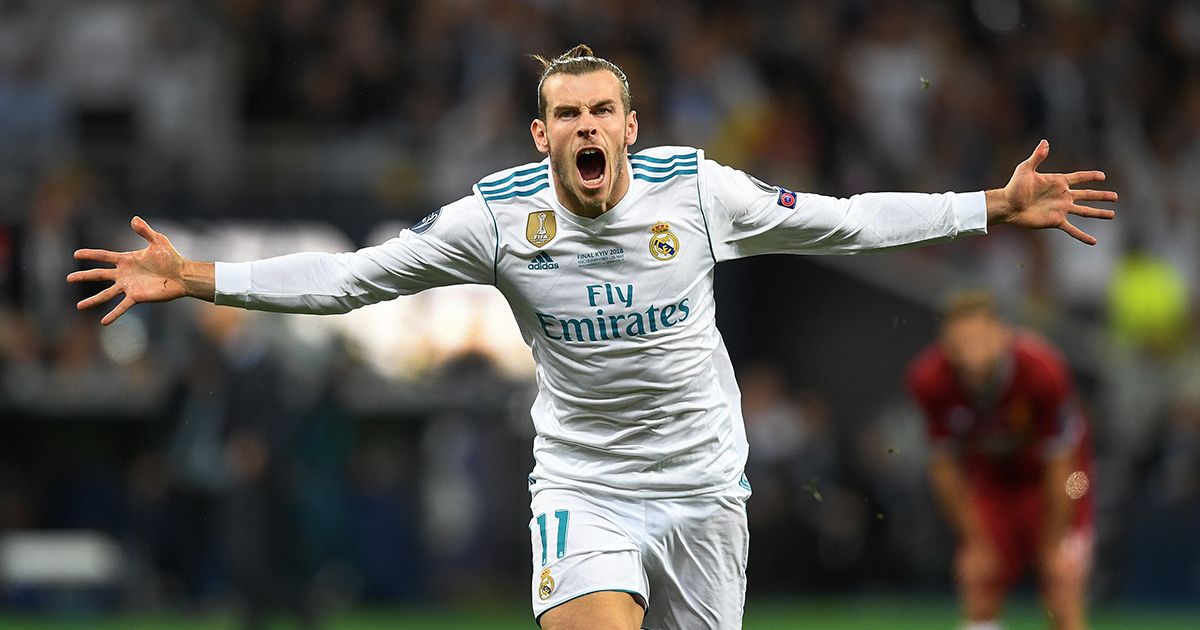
[70,46,1115,629]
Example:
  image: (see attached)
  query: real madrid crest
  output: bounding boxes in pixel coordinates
[527,211,557,247]
[649,222,679,261]
[538,568,555,601]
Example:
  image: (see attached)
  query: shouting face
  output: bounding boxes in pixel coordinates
[531,70,638,219]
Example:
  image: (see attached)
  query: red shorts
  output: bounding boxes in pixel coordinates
[971,484,1093,588]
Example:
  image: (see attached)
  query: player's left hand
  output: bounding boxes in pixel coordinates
[987,139,1117,245]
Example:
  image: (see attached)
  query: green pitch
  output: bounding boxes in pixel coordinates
[2,597,1197,629]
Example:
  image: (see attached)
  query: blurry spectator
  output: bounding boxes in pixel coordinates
[428,81,529,204]
[235,0,329,124]
[304,1,401,126]
[1157,358,1200,507]
[740,364,844,591]
[0,3,72,186]
[2,166,173,417]
[661,8,769,166]
[166,306,318,629]
[46,0,145,115]
[840,1,942,186]
[16,167,97,348]
[136,1,237,197]
[419,354,513,601]
[1121,330,1200,602]
[857,396,945,589]
[1101,243,1188,465]
[1,167,115,418]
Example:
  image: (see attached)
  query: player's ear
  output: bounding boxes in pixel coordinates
[531,118,550,155]
[625,110,638,147]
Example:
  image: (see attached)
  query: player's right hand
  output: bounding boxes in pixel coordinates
[67,216,189,325]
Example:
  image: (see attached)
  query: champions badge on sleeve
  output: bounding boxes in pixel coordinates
[777,188,797,209]
[411,208,441,234]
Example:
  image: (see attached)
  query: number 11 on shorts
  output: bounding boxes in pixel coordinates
[536,509,570,566]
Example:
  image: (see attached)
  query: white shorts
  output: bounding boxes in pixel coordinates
[528,480,751,629]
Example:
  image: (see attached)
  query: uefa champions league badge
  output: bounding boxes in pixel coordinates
[527,211,557,247]
[411,208,441,234]
[776,187,797,209]
[649,222,679,261]
[538,568,556,600]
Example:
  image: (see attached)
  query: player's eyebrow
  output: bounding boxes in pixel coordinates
[551,99,616,116]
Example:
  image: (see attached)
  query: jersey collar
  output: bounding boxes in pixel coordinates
[549,154,638,233]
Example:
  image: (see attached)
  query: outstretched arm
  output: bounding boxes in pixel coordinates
[71,197,497,325]
[985,139,1117,245]
[68,216,214,325]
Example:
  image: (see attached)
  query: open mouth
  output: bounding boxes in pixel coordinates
[576,148,606,187]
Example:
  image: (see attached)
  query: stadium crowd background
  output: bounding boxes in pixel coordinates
[1,0,1197,623]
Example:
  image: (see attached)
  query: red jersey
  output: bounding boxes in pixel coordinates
[906,333,1092,492]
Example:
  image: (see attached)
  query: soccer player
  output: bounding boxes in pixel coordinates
[906,291,1095,630]
[70,46,1114,629]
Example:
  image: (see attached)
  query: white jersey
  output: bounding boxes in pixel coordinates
[215,146,987,497]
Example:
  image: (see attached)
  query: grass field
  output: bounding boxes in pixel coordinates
[3,597,1198,629]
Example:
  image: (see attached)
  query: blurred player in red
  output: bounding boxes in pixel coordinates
[907,291,1094,630]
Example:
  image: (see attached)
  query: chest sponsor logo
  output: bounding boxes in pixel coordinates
[649,222,679,261]
[576,247,625,268]
[535,282,692,343]
[527,211,557,247]
[527,251,559,270]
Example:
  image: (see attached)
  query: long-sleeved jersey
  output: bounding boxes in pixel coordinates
[216,146,986,497]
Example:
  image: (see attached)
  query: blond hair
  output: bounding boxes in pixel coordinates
[940,289,1002,323]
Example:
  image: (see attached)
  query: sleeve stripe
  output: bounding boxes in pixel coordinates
[480,173,549,198]
[630,159,699,173]
[629,151,698,165]
[475,193,501,285]
[479,165,548,191]
[482,181,551,201]
[632,169,697,183]
[695,163,718,264]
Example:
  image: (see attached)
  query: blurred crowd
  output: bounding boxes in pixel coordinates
[1,0,1198,625]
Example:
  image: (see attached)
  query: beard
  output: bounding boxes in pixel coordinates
[548,139,628,216]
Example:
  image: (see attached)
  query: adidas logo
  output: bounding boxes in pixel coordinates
[527,252,560,270]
